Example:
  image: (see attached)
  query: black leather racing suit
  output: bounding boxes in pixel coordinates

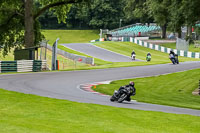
[118,85,136,101]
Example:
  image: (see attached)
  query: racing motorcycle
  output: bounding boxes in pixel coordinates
[131,54,136,60]
[110,87,134,103]
[169,54,179,64]
[146,55,151,62]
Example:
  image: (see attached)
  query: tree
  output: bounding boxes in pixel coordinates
[168,0,200,38]
[181,0,200,36]
[0,0,88,56]
[146,0,171,38]
[168,0,184,38]
[124,0,152,24]
[88,0,125,29]
[123,0,170,38]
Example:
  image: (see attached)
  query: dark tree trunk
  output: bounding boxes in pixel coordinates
[187,25,192,36]
[25,0,34,48]
[177,26,182,38]
[161,24,167,39]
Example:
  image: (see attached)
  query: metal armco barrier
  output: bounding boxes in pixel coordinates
[0,60,47,73]
[41,43,94,65]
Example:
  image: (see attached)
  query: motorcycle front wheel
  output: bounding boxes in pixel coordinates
[110,95,115,102]
[118,93,127,103]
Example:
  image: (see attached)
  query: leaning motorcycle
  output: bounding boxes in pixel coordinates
[110,87,133,103]
[169,54,179,64]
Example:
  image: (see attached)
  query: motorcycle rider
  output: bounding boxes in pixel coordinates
[117,81,136,102]
[169,50,175,57]
[169,50,179,64]
[146,52,151,61]
[131,50,136,60]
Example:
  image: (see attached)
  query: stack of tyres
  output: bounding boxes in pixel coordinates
[33,60,42,72]
[1,61,17,73]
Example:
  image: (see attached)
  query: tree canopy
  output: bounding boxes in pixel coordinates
[124,0,200,38]
[0,0,88,56]
[1,0,200,56]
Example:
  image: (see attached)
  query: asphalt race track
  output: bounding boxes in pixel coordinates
[1,61,200,116]
[61,43,141,62]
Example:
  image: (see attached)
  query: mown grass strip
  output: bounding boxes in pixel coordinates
[0,88,200,133]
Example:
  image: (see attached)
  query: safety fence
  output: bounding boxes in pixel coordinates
[42,44,94,65]
[121,37,200,59]
[0,60,47,73]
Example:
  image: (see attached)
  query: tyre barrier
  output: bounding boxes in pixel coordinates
[0,60,47,73]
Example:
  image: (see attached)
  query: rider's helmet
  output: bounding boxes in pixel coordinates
[129,81,134,86]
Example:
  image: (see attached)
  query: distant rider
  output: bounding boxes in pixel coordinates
[146,52,151,61]
[117,81,136,101]
[131,50,136,60]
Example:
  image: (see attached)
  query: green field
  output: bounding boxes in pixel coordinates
[93,69,200,109]
[42,30,99,45]
[0,88,200,133]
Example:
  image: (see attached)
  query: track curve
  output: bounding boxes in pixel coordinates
[61,43,141,62]
[0,61,200,116]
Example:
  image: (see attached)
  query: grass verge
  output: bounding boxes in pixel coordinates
[0,88,200,133]
[93,69,200,109]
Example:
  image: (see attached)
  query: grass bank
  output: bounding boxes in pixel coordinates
[0,88,200,133]
[42,30,99,45]
[93,69,200,109]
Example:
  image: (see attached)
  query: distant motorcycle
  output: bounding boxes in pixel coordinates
[110,87,134,103]
[169,54,179,64]
[146,55,151,61]
[131,54,136,60]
